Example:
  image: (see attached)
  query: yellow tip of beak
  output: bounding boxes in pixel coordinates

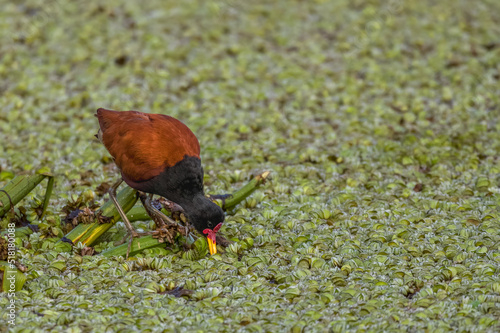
[207,237,217,255]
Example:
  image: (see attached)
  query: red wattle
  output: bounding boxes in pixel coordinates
[203,223,223,241]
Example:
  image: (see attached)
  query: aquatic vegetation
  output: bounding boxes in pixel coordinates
[1,0,500,331]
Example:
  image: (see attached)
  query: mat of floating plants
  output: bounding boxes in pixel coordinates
[1,0,500,331]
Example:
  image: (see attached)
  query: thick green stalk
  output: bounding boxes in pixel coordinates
[100,235,164,257]
[213,170,270,210]
[0,174,48,218]
[39,176,54,219]
[126,205,151,222]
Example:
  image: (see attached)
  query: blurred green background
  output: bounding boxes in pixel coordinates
[1,0,500,331]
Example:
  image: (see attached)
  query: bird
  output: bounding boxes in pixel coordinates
[95,108,225,256]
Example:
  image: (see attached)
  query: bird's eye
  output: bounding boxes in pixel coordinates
[207,221,213,228]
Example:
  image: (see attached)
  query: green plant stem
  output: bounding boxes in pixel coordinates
[213,170,270,210]
[100,235,165,257]
[0,174,47,217]
[40,176,54,219]
[126,205,151,222]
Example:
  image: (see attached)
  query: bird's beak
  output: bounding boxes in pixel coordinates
[207,237,217,255]
[203,223,222,256]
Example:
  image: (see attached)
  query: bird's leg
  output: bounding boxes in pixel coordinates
[109,179,141,258]
[109,179,139,237]
[138,192,178,229]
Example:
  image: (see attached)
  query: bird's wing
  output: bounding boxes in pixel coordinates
[95,108,200,182]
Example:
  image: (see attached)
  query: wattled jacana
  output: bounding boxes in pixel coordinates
[95,108,224,256]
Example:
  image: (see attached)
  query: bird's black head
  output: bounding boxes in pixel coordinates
[184,195,225,255]
[186,194,225,233]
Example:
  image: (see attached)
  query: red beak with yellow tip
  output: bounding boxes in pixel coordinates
[203,223,223,255]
